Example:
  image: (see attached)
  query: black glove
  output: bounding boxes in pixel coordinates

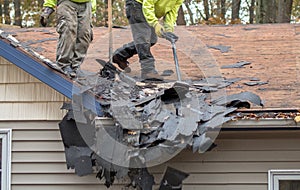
[40,7,54,27]
[162,32,179,43]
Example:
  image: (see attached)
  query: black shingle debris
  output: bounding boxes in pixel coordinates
[57,69,264,189]
[159,166,189,190]
[65,146,93,176]
[244,81,268,86]
[211,91,264,108]
[207,44,231,53]
[161,69,175,76]
[221,61,251,69]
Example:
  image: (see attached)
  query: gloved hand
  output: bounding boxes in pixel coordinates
[154,23,164,38]
[162,31,179,43]
[40,7,54,27]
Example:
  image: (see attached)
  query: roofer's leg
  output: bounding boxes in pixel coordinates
[72,1,92,71]
[55,0,78,77]
[112,42,135,71]
[111,0,141,71]
[127,0,162,80]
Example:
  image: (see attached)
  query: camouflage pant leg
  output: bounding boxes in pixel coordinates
[56,0,92,69]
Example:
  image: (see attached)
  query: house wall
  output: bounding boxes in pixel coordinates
[1,120,299,190]
[0,57,68,120]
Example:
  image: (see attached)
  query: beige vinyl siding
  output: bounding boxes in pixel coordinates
[0,57,68,120]
[2,121,300,190]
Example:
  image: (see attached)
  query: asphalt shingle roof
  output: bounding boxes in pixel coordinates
[1,23,299,108]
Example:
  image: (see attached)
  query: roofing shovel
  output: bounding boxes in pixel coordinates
[162,32,181,81]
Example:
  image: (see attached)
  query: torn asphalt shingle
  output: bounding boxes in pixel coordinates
[207,44,231,53]
[159,166,189,190]
[221,61,251,69]
[244,81,268,86]
[211,91,264,107]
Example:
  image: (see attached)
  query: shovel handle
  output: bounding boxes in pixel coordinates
[172,42,182,81]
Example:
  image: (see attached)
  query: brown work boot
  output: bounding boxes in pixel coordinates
[112,55,131,73]
[141,70,164,81]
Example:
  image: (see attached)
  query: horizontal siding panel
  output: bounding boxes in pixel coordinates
[12,161,300,174]
[180,185,266,190]
[12,141,64,151]
[218,130,300,139]
[12,174,102,184]
[185,173,267,184]
[12,163,72,173]
[11,184,267,190]
[12,150,300,163]
[149,161,300,173]
[12,152,66,163]
[0,83,67,102]
[12,185,133,190]
[12,130,62,141]
[0,121,59,130]
[11,173,266,185]
[0,64,40,84]
[0,102,66,120]
[173,150,300,162]
[215,139,300,150]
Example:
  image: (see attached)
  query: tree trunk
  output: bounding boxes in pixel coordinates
[256,0,275,23]
[0,0,3,24]
[221,0,226,19]
[276,0,293,22]
[256,0,292,23]
[216,0,221,17]
[249,0,255,24]
[14,0,21,26]
[232,0,241,20]
[203,0,210,20]
[176,5,186,25]
[4,0,10,24]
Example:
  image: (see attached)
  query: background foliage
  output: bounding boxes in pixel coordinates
[0,0,300,27]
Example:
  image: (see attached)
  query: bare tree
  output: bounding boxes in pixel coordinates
[176,5,186,25]
[0,0,3,24]
[256,0,293,23]
[221,0,226,19]
[232,0,241,20]
[4,0,10,24]
[14,0,21,26]
[277,0,293,22]
[203,0,210,20]
[249,0,255,23]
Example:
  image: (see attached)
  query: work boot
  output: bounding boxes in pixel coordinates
[112,54,131,73]
[141,70,163,81]
[62,66,77,78]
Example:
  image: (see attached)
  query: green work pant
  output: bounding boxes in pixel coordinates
[56,0,92,69]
